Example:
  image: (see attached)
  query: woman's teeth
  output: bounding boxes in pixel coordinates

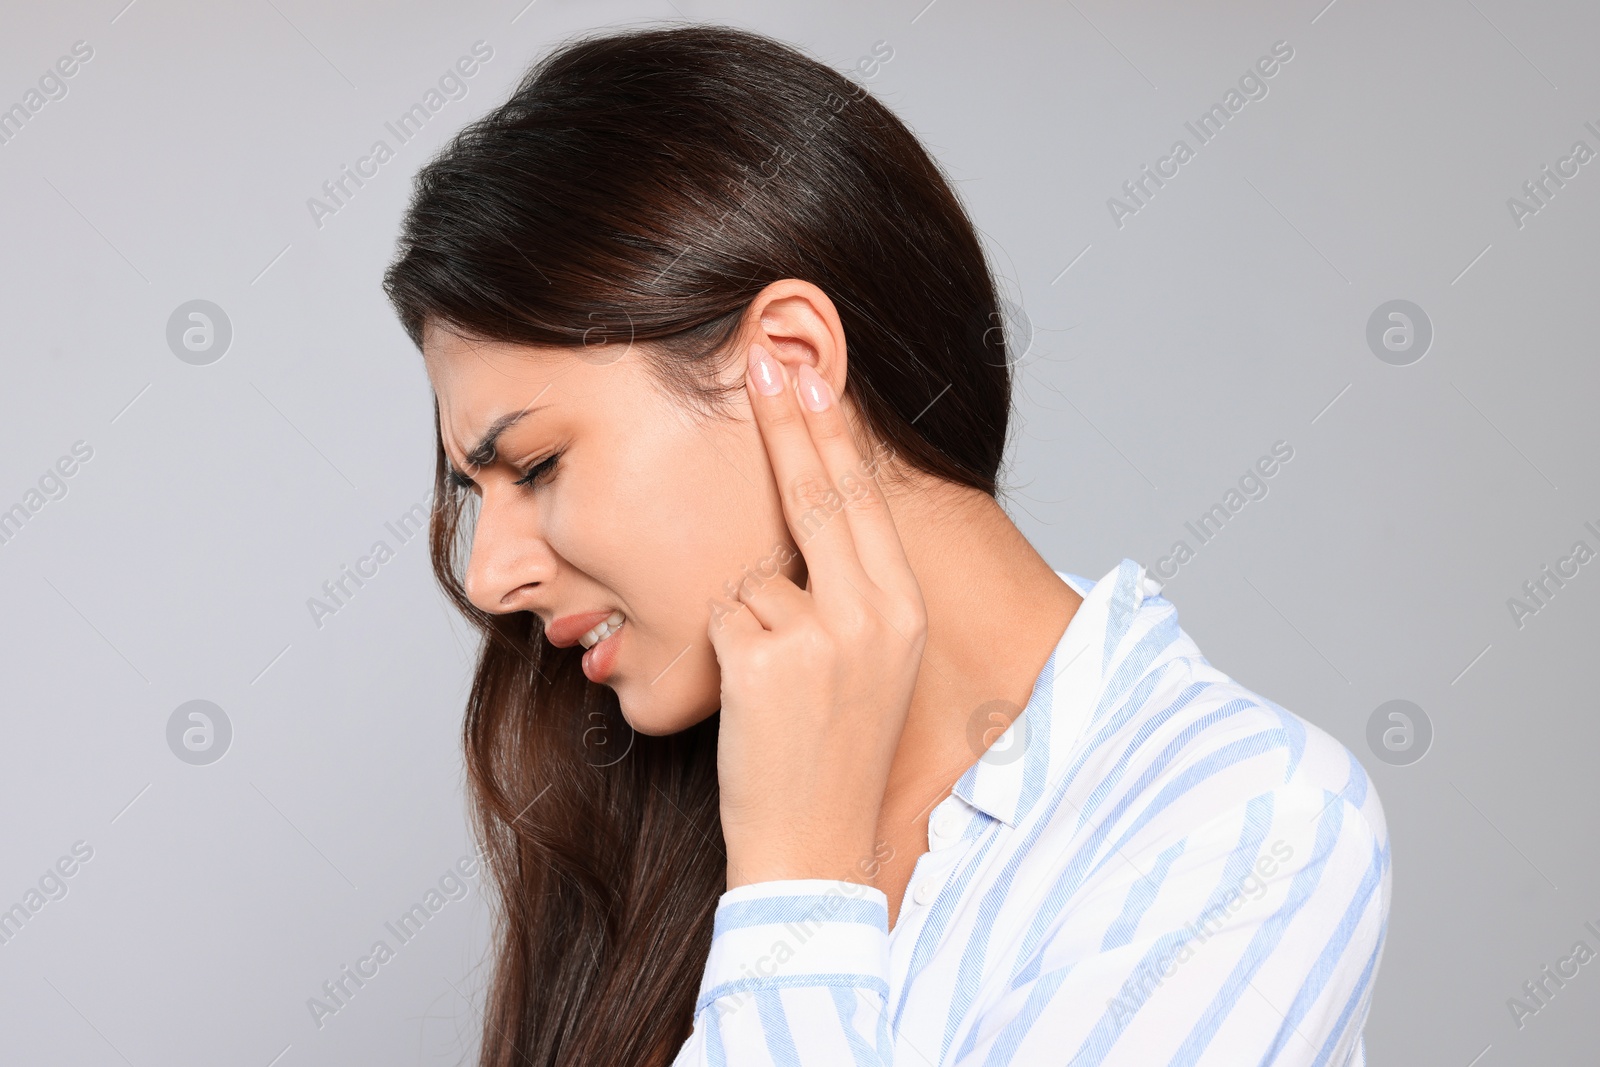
[578,611,625,649]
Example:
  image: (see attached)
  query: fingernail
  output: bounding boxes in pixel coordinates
[797,363,832,411]
[748,343,782,396]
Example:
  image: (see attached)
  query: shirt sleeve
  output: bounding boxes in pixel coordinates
[948,789,1390,1067]
[670,878,895,1066]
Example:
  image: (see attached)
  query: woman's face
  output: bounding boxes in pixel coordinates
[422,322,807,736]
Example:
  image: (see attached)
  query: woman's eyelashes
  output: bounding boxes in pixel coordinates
[514,451,562,488]
[444,450,561,491]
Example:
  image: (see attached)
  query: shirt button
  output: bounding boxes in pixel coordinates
[913,881,935,906]
[934,808,963,840]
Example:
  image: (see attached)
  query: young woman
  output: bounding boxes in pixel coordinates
[382,23,1390,1067]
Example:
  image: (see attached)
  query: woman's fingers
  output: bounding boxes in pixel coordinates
[731,570,809,631]
[788,362,920,607]
[745,342,867,596]
[707,595,762,642]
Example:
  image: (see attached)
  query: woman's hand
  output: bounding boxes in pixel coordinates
[709,341,928,890]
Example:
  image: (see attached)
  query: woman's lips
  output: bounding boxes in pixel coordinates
[581,618,623,683]
[546,609,616,648]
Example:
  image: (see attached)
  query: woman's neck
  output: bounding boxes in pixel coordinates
[867,470,1082,912]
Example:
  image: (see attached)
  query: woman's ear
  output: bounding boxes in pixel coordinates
[745,279,849,402]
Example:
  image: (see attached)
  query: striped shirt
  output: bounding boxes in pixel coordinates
[672,558,1390,1067]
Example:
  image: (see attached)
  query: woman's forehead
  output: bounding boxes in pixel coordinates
[424,328,572,392]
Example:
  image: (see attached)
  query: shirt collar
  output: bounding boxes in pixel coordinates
[952,559,1164,828]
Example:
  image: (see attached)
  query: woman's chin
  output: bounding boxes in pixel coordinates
[616,690,719,737]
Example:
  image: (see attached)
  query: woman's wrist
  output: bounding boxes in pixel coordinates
[724,835,882,891]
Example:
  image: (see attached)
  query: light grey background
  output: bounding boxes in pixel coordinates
[2,0,1595,1064]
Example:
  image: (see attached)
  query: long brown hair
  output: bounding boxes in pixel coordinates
[383,23,1014,1066]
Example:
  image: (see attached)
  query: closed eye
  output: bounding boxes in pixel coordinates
[514,451,561,488]
[445,451,561,491]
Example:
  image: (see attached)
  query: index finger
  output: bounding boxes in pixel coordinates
[747,342,914,604]
[745,341,868,599]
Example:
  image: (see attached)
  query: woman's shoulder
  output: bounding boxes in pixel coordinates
[1029,559,1388,866]
[1103,649,1389,856]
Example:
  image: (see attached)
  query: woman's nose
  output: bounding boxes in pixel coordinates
[462,490,553,615]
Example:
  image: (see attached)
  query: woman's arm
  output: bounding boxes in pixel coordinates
[671,878,894,1065]
[670,335,923,1065]
[708,336,928,893]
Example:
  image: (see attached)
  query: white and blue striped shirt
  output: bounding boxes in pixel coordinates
[671,559,1391,1067]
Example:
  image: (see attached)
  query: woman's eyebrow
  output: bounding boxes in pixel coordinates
[461,402,549,470]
